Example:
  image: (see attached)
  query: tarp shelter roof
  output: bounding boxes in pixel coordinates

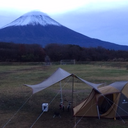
[25,68,71,94]
[76,76,102,93]
[25,68,103,94]
[109,81,128,92]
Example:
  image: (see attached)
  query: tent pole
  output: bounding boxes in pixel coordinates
[72,75,77,128]
[97,105,100,119]
[72,75,74,109]
[72,74,75,117]
[60,81,63,103]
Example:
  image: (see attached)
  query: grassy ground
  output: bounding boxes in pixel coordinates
[0,63,128,128]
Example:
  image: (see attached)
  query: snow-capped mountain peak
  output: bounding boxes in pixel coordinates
[2,11,61,28]
[23,11,48,17]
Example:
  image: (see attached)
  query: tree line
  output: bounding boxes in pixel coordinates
[45,43,128,62]
[0,42,45,62]
[0,42,128,62]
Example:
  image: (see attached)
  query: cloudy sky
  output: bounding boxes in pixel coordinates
[0,0,128,45]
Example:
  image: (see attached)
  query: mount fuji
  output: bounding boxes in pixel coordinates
[2,11,61,27]
[0,11,128,50]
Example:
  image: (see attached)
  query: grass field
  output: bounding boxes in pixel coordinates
[0,62,128,128]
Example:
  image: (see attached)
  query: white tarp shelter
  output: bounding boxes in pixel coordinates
[25,68,102,94]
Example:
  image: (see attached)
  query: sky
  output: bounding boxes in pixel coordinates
[0,0,128,45]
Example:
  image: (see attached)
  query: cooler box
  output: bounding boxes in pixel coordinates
[42,103,48,112]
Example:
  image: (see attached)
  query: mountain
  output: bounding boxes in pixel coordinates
[1,11,61,27]
[0,11,128,50]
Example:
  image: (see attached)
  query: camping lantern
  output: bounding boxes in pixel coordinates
[42,103,48,112]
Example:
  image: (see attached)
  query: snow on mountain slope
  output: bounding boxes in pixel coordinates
[2,11,61,28]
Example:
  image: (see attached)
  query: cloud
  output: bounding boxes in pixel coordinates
[1,0,128,14]
[0,0,88,14]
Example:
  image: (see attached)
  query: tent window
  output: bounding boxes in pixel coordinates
[98,94,113,115]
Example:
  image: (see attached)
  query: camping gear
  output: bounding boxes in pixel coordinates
[25,68,128,119]
[25,68,102,94]
[42,103,48,112]
[73,81,128,119]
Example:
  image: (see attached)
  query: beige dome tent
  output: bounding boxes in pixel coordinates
[73,81,128,119]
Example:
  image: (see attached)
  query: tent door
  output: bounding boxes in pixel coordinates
[98,94,114,115]
[116,93,128,117]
